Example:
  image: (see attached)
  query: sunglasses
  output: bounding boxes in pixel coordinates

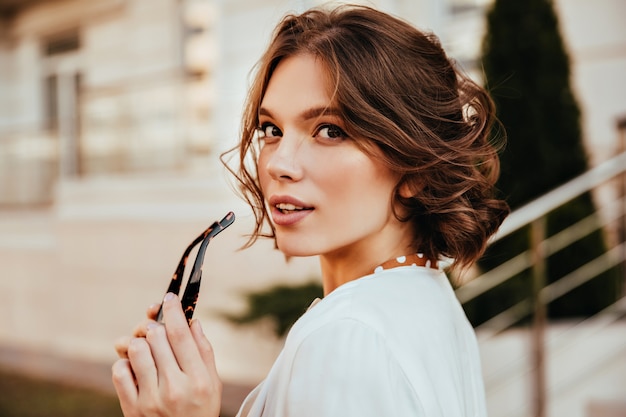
[156,211,236,325]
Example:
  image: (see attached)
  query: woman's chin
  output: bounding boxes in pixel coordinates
[276,240,318,258]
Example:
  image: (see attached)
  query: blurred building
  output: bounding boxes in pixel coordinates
[1,0,624,206]
[0,0,219,205]
[0,0,624,416]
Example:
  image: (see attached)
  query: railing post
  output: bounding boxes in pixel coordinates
[618,118,626,298]
[531,217,547,417]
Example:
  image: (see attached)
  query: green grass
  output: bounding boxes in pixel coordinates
[0,369,123,417]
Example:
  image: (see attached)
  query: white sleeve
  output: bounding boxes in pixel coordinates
[283,318,424,417]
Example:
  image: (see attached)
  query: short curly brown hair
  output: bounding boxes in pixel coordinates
[223,4,509,270]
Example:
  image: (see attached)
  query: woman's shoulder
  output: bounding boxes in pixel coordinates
[334,266,457,318]
[346,265,452,301]
[288,266,462,345]
[260,267,483,417]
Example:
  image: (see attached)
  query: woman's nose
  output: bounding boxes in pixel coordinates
[263,136,304,182]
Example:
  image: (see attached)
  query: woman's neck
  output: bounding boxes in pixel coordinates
[319,242,414,295]
[319,255,371,295]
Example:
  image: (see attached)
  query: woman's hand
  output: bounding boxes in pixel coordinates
[111,293,222,417]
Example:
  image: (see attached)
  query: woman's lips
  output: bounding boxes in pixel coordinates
[269,196,314,226]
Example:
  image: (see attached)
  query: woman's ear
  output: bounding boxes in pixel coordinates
[399,176,423,198]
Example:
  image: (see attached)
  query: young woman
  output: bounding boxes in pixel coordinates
[112,5,509,417]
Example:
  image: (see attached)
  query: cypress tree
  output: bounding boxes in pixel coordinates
[464,0,621,325]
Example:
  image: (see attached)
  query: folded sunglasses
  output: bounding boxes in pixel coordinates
[156,211,235,324]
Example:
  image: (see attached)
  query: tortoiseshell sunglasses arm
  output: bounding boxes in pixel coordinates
[156,211,235,325]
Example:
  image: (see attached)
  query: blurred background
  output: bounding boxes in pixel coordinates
[0,0,624,416]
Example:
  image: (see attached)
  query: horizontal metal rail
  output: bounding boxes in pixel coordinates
[490,151,626,243]
[456,197,624,304]
[475,243,625,340]
[481,296,626,390]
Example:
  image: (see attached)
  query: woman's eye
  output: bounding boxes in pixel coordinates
[258,123,282,139]
[315,124,347,141]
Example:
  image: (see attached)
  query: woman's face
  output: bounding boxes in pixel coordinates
[257,54,413,262]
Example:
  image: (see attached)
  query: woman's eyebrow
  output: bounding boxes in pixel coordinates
[258,106,341,121]
[299,106,341,121]
[258,107,273,118]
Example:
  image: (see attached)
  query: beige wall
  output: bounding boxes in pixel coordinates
[0,171,320,386]
[554,0,626,163]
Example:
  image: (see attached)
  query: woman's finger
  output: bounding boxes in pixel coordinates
[114,336,132,359]
[190,319,220,376]
[131,317,158,339]
[124,302,161,339]
[146,302,161,320]
[161,293,205,373]
[111,359,138,416]
[189,320,223,417]
[127,337,158,398]
[145,322,180,383]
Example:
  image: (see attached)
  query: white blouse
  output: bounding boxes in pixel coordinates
[236,265,487,417]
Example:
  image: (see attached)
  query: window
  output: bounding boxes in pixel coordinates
[43,29,80,56]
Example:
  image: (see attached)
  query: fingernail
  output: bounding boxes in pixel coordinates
[164,292,175,302]
[147,322,160,332]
